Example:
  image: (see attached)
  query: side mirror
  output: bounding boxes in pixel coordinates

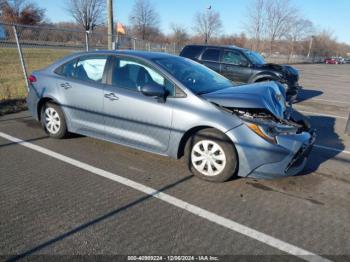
[141,83,167,102]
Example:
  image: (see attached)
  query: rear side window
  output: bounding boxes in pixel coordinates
[180,46,203,59]
[201,49,220,62]
[55,59,78,78]
[55,55,108,83]
[75,56,108,82]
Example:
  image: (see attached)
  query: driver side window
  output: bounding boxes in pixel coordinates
[112,58,175,96]
[222,50,248,66]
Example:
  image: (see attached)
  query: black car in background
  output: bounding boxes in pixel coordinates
[180,45,301,100]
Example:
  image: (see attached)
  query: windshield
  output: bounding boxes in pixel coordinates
[153,57,233,95]
[245,51,266,65]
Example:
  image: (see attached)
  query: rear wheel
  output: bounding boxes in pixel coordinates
[41,102,68,139]
[185,129,238,182]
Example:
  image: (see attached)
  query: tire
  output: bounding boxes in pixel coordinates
[184,128,238,182]
[254,78,274,84]
[40,102,68,139]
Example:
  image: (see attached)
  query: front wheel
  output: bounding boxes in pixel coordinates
[41,102,68,139]
[185,129,238,182]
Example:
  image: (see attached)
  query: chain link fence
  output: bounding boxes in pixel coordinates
[265,54,324,64]
[0,22,183,103]
[0,22,323,104]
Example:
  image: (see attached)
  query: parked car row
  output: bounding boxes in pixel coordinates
[27,46,315,182]
[324,57,349,64]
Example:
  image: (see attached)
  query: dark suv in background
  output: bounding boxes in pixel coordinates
[180,45,301,100]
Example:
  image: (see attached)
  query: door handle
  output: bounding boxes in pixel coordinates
[104,92,119,101]
[60,82,72,89]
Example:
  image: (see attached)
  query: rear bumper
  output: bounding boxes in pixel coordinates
[26,87,39,120]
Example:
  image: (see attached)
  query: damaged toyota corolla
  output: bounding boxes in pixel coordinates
[27,51,315,182]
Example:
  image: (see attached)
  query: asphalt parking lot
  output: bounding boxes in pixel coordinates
[0,64,349,261]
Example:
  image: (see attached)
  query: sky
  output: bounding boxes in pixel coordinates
[33,0,350,44]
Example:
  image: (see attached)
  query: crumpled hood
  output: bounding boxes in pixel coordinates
[258,63,299,77]
[201,81,287,119]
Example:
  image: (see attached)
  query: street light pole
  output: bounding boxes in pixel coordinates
[107,0,114,50]
[205,5,211,44]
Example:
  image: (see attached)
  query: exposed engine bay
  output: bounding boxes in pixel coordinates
[220,106,310,137]
[202,82,312,142]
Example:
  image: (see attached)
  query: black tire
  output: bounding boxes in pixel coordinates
[40,102,68,139]
[255,78,273,84]
[184,128,238,182]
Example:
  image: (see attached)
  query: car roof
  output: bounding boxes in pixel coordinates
[183,44,249,52]
[73,50,179,60]
[44,50,181,73]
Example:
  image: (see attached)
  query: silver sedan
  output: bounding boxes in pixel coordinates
[27,51,315,182]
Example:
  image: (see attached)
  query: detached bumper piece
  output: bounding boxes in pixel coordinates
[246,129,316,179]
[285,129,316,174]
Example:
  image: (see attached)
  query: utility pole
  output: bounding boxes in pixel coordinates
[307,35,314,58]
[107,0,114,50]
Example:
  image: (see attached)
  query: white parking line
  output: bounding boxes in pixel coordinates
[0,131,330,262]
[314,144,350,155]
[298,110,347,120]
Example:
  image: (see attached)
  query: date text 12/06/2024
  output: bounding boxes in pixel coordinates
[127,255,220,261]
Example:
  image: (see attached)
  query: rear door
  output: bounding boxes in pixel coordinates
[55,55,108,135]
[199,48,222,74]
[220,49,252,83]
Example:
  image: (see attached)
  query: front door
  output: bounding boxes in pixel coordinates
[221,49,252,83]
[103,56,174,153]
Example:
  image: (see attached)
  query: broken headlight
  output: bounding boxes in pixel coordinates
[244,119,298,144]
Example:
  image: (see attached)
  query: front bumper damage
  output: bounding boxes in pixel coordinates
[249,129,316,178]
[225,112,316,179]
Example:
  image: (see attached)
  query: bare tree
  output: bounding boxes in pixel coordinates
[67,0,105,31]
[0,0,45,25]
[218,33,248,48]
[265,0,298,54]
[312,30,339,58]
[170,23,189,46]
[244,0,266,51]
[193,8,222,44]
[129,0,160,40]
[286,17,314,61]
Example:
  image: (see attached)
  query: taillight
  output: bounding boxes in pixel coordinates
[28,75,37,83]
